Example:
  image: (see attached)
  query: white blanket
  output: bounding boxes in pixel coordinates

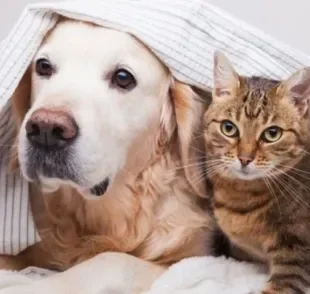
[146,257,267,294]
[0,257,268,294]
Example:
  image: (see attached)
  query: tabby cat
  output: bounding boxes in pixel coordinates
[204,51,310,294]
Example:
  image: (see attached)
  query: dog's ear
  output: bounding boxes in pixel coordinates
[8,68,32,171]
[169,80,207,198]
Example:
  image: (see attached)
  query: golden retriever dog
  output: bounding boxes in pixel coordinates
[0,19,212,293]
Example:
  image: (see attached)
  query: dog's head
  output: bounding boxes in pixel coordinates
[10,20,205,198]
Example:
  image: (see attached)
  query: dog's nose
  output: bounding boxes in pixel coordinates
[26,108,78,149]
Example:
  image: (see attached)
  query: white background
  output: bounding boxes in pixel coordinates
[1,0,310,55]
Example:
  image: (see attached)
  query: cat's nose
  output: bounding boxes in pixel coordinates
[238,154,254,167]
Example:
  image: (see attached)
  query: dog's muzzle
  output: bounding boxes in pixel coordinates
[24,108,79,182]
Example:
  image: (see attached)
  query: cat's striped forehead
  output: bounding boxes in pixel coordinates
[239,76,280,120]
[246,76,280,90]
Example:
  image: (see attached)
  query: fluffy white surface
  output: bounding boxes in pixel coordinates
[0,267,55,290]
[146,256,267,294]
[0,257,268,294]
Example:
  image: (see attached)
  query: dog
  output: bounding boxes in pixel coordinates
[0,19,212,293]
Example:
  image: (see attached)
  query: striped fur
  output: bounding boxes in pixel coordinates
[204,52,310,294]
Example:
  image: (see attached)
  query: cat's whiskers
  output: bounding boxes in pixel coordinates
[166,157,208,173]
[190,146,207,155]
[301,148,310,157]
[205,159,223,167]
[190,162,221,186]
[276,178,308,209]
[205,164,227,186]
[193,133,205,140]
[206,167,225,189]
[205,168,222,179]
[271,170,310,209]
[263,172,283,218]
[190,173,208,186]
[171,159,223,184]
[274,167,310,194]
[284,168,310,181]
[268,175,296,203]
[205,160,224,172]
[277,163,310,177]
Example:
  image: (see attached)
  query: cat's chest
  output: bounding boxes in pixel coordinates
[213,188,269,261]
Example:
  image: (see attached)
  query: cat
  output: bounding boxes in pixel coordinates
[204,50,310,294]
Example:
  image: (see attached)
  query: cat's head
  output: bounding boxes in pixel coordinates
[204,51,310,181]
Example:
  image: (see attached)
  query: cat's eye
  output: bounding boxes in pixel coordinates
[261,126,283,143]
[220,120,239,138]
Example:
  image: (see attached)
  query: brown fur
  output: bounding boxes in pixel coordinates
[3,23,214,271]
[204,52,310,294]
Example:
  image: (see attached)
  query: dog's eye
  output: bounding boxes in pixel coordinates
[112,69,136,90]
[35,58,54,77]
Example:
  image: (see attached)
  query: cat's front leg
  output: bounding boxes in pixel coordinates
[263,242,310,294]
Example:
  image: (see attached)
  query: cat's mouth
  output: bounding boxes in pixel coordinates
[230,166,262,180]
[239,167,251,175]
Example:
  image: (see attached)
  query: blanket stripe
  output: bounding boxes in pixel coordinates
[0,102,40,255]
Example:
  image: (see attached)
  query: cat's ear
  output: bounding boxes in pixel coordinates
[213,50,240,99]
[280,67,310,116]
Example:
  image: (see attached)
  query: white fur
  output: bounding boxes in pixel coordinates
[18,22,169,195]
[228,159,273,180]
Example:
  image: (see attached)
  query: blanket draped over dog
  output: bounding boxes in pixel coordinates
[0,0,309,257]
